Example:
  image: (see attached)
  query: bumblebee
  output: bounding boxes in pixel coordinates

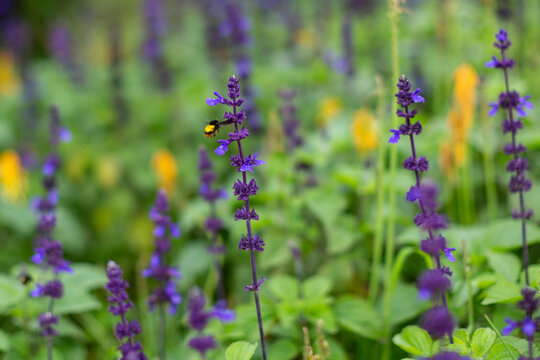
[18,272,32,285]
[204,119,233,138]
[205,120,221,138]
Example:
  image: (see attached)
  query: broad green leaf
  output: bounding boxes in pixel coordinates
[485,343,520,360]
[303,276,332,298]
[0,275,25,312]
[225,341,258,360]
[268,275,298,301]
[471,328,496,357]
[482,279,522,305]
[486,251,521,282]
[54,263,107,315]
[335,296,382,340]
[392,325,433,356]
[453,328,471,348]
[268,339,299,360]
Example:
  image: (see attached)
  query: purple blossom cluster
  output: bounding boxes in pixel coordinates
[187,288,235,357]
[142,190,182,314]
[142,0,172,91]
[487,29,537,360]
[30,106,72,340]
[206,75,268,359]
[389,76,458,344]
[280,89,303,151]
[105,261,147,360]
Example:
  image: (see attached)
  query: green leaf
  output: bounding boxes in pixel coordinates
[268,275,299,301]
[303,276,332,298]
[471,328,496,357]
[225,341,258,360]
[482,279,522,305]
[486,251,521,282]
[54,263,107,315]
[0,329,9,352]
[335,296,383,340]
[392,325,433,356]
[0,275,25,312]
[485,342,520,360]
[268,339,299,360]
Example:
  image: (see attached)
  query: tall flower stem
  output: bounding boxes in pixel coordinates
[207,76,267,359]
[368,75,386,303]
[382,0,400,357]
[233,116,267,360]
[501,47,530,285]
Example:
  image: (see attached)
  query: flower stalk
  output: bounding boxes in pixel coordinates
[206,75,267,359]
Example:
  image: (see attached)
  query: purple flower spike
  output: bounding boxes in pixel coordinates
[106,261,147,359]
[30,106,71,345]
[488,29,537,353]
[143,190,182,314]
[204,76,268,358]
[391,76,458,348]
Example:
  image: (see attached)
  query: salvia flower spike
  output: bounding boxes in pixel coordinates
[487,29,537,360]
[142,190,181,359]
[206,75,268,359]
[105,261,147,360]
[389,76,458,345]
[29,106,71,360]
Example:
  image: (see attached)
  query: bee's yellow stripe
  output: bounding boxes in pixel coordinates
[205,124,216,133]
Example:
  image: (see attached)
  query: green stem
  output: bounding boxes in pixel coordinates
[483,314,517,360]
[382,1,400,358]
[368,76,387,303]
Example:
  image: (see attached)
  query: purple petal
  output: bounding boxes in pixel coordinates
[444,248,456,262]
[206,98,220,106]
[488,103,499,117]
[412,89,425,103]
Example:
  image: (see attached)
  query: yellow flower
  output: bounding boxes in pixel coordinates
[0,50,20,96]
[442,63,479,179]
[0,150,28,202]
[151,149,177,194]
[350,109,378,153]
[317,97,342,127]
[453,64,478,137]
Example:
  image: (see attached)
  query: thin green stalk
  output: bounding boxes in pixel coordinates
[382,1,400,359]
[483,314,517,360]
[463,241,474,333]
[368,75,387,303]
